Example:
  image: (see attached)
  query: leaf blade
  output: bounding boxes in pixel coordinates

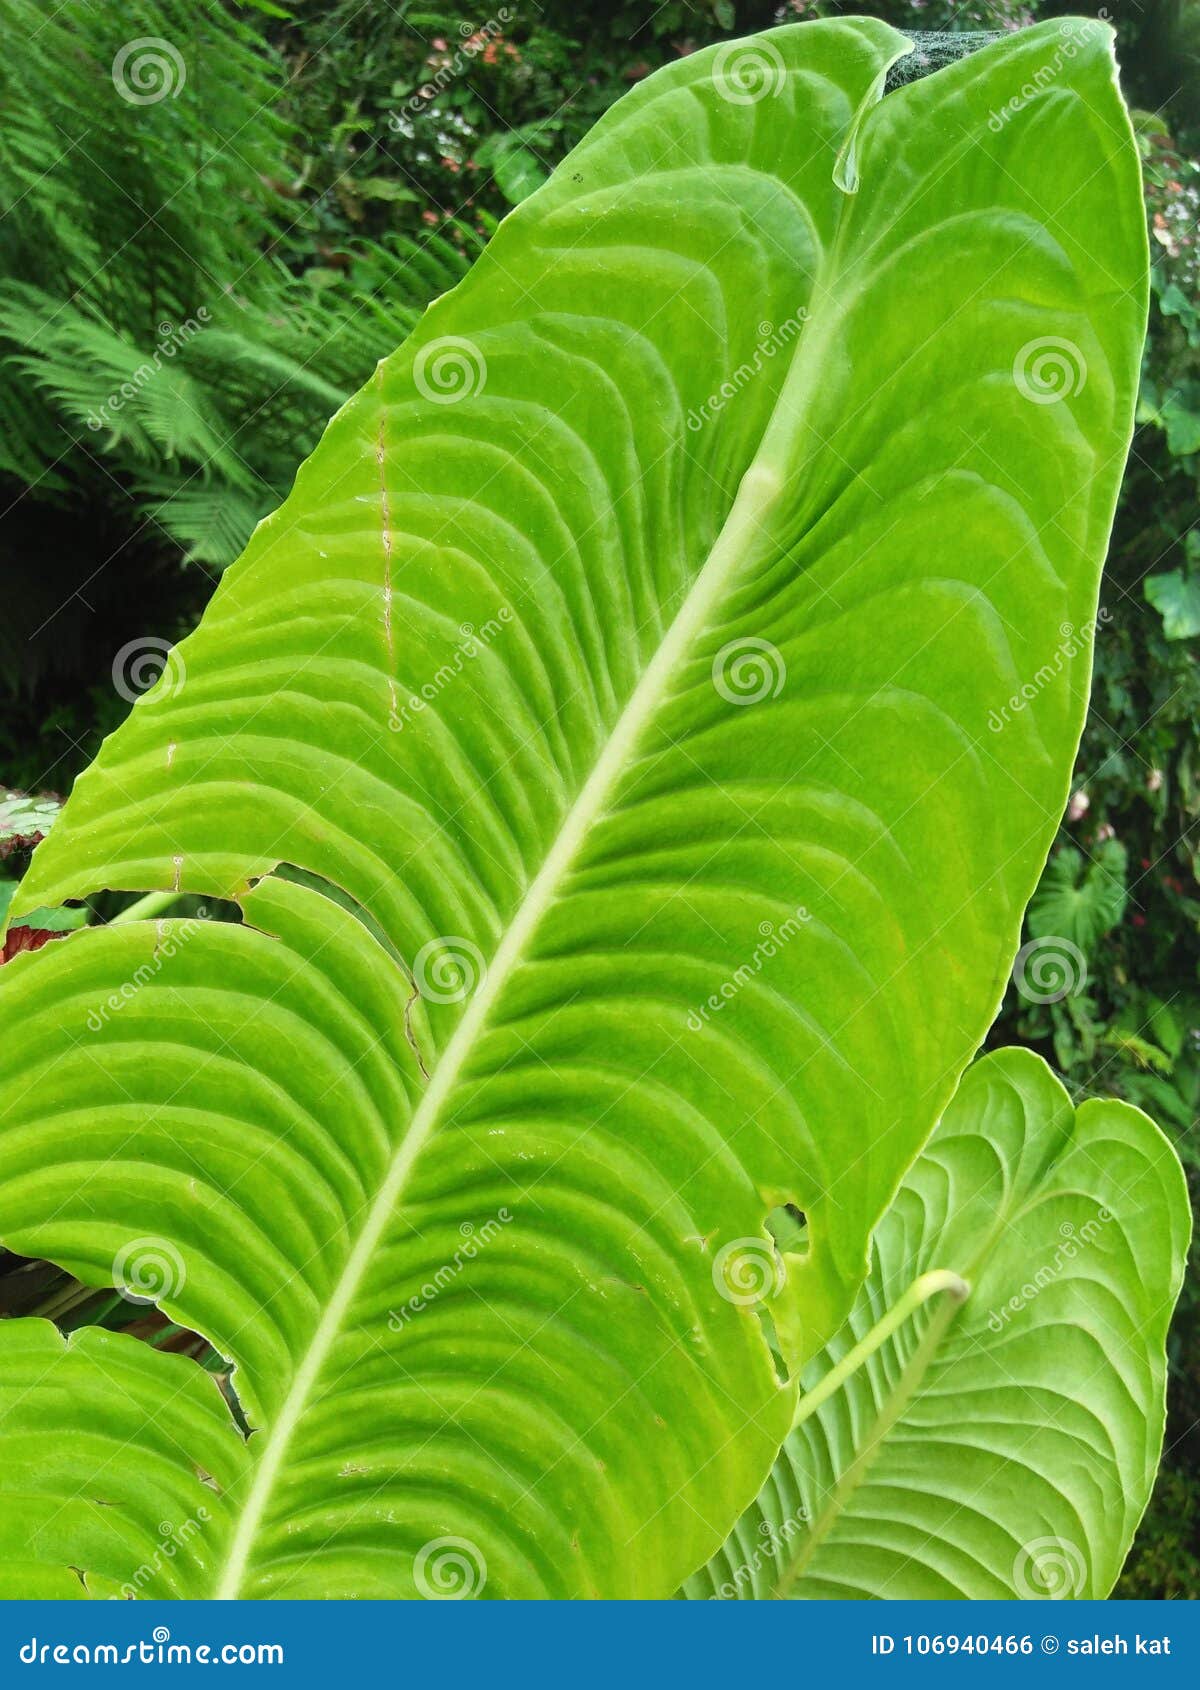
[0,19,1149,1598]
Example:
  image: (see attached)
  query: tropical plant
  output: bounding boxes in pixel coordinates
[0,17,1178,1599]
[0,0,491,567]
[0,0,485,799]
[0,0,286,560]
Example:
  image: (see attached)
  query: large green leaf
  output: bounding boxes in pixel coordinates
[0,17,1146,1598]
[685,1049,1190,1600]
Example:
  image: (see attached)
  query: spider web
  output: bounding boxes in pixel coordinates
[884,29,1007,92]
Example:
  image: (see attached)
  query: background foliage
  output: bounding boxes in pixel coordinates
[0,0,1197,1596]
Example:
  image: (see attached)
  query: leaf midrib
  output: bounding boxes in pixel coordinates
[216,465,796,1596]
[214,124,878,1600]
[772,1286,963,1596]
[768,1128,1070,1598]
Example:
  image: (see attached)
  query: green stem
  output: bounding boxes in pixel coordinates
[775,1268,969,1598]
[30,1279,103,1322]
[109,889,179,925]
[791,1267,969,1433]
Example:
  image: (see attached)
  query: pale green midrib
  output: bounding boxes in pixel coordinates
[214,462,788,1598]
[789,1268,968,1433]
[773,1277,966,1597]
[214,151,873,1602]
[772,1163,1041,1598]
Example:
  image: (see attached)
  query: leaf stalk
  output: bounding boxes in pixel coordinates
[790,1267,969,1433]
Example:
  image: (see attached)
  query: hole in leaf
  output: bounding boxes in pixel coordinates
[766,1203,809,1258]
[754,1301,790,1387]
[272,864,413,972]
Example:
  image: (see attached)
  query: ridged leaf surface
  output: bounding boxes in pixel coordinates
[0,18,1147,1597]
